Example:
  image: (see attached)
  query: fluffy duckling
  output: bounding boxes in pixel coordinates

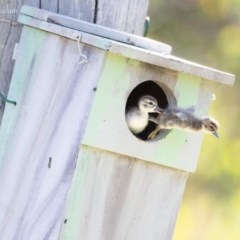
[126,95,163,135]
[148,106,219,139]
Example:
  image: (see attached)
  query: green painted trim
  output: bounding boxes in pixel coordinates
[84,53,131,139]
[174,72,202,108]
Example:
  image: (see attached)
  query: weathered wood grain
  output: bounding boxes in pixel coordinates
[0,0,62,124]
[60,145,188,240]
[0,1,45,124]
[0,27,106,239]
[18,6,171,54]
[96,0,149,35]
[40,0,58,12]
[58,0,96,22]
[18,7,234,85]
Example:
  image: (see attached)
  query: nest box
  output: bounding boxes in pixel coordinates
[12,6,234,173]
[0,5,235,240]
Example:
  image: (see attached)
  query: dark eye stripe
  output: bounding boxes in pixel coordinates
[145,100,154,104]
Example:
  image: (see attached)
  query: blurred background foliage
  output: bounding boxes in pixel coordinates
[148,0,240,239]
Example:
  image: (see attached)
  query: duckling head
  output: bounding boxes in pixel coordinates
[138,95,163,114]
[202,117,219,138]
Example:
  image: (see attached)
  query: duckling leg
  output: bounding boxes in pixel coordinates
[147,114,202,139]
[149,115,159,124]
[147,128,161,139]
[147,116,160,139]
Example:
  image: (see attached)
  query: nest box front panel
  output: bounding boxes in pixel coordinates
[82,53,211,172]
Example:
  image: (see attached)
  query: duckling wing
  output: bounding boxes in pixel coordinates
[160,107,202,130]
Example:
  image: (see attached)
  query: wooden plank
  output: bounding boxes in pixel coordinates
[0,0,40,125]
[18,13,235,85]
[47,15,171,54]
[58,0,149,35]
[107,46,235,86]
[40,0,58,12]
[96,0,149,35]
[60,145,188,240]
[58,0,95,22]
[0,26,106,239]
[20,6,172,54]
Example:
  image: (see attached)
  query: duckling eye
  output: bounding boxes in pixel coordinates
[209,123,216,131]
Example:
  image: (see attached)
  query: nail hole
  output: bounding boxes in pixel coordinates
[48,157,52,168]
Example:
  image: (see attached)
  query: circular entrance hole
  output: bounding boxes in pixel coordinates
[125,80,177,141]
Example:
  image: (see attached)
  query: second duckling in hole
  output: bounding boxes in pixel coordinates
[126,95,163,136]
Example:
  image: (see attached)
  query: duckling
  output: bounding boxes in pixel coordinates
[126,95,163,135]
[147,106,219,139]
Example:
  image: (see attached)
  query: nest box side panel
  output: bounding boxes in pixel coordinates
[0,26,107,239]
[82,53,207,172]
[0,27,47,166]
[60,145,188,240]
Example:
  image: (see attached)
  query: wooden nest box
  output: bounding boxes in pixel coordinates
[0,6,235,240]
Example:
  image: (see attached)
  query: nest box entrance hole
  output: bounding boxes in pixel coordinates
[125,80,177,141]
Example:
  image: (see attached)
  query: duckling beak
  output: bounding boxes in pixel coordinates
[212,131,220,138]
[154,106,163,113]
